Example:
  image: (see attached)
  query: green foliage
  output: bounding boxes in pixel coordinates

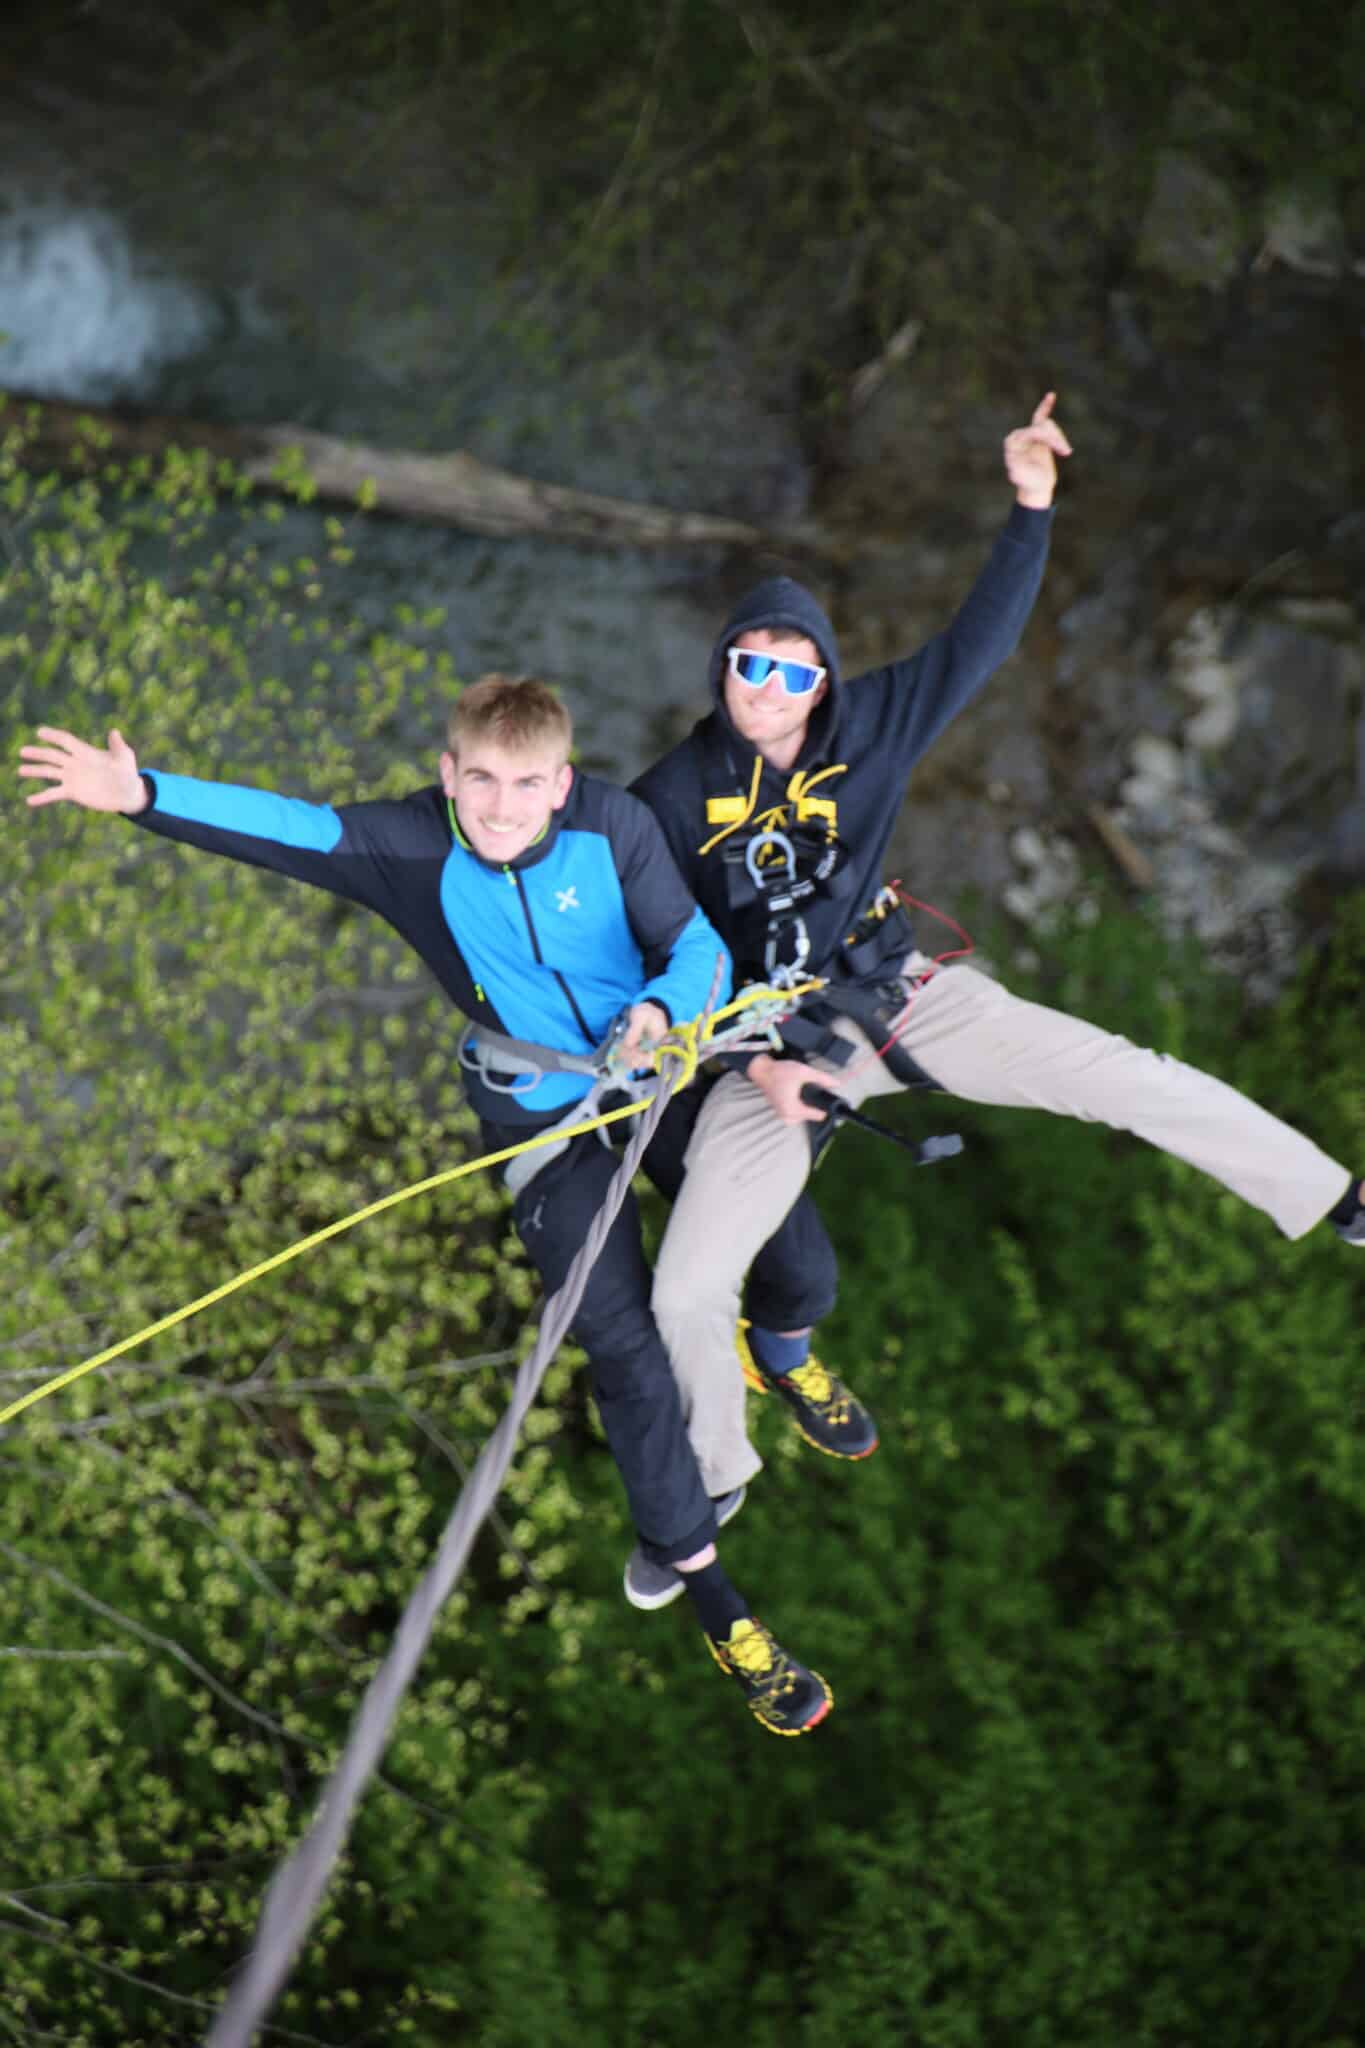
[0,439,564,2039]
[4,446,1365,2040]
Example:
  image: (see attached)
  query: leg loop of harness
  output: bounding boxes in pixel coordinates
[500,1074,653,1197]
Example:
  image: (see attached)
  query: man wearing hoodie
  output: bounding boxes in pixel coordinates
[626,396,1364,1599]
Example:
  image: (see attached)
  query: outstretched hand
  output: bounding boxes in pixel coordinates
[1004,391,1073,509]
[18,727,148,813]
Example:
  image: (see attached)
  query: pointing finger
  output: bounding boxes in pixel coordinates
[1007,421,1072,458]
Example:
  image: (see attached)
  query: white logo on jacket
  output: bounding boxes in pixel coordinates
[555,886,580,913]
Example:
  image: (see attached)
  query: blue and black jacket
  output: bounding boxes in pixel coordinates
[631,501,1053,991]
[128,767,729,1124]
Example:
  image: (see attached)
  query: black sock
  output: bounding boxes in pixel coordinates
[680,1558,751,1640]
[1328,1177,1363,1226]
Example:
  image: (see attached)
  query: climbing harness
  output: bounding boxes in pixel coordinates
[500,1073,653,1195]
[697,741,852,987]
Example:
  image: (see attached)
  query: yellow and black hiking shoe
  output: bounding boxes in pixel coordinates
[737,1324,879,1461]
[706,1616,833,1736]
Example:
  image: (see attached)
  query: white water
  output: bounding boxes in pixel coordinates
[0,194,782,780]
[0,201,231,403]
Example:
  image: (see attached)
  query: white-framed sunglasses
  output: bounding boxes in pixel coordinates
[726,646,827,698]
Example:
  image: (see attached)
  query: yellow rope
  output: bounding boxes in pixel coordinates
[0,1102,651,1431]
[0,980,824,1432]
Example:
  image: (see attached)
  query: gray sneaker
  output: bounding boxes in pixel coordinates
[623,1486,748,1611]
[1331,1178,1365,1244]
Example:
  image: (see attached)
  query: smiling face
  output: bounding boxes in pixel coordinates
[722,627,829,771]
[440,738,573,864]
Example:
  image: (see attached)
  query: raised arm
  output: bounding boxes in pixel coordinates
[871,390,1072,768]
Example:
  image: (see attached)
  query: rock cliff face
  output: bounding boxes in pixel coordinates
[4,45,1363,996]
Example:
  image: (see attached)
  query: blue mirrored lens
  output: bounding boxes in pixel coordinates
[732,652,822,696]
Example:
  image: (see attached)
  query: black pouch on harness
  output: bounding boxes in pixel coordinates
[806,978,940,1091]
[838,893,917,979]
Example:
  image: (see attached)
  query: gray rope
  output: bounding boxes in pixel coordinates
[202,1043,693,2048]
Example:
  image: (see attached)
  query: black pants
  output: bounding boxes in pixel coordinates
[501,1125,716,1568]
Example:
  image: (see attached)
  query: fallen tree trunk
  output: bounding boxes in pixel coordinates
[0,390,803,553]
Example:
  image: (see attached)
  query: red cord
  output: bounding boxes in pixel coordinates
[887,881,976,969]
[865,882,976,1063]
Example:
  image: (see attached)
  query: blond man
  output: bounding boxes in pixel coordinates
[20,678,833,1736]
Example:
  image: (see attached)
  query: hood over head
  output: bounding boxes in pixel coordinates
[707,575,842,759]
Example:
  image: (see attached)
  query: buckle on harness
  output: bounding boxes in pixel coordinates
[459,1031,541,1096]
[741,828,817,981]
[766,920,810,983]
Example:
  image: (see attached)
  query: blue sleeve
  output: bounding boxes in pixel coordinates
[609,789,731,1024]
[640,901,731,1025]
[142,771,344,851]
[127,770,446,919]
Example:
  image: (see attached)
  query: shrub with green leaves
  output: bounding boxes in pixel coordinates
[0,429,578,2039]
[3,424,1364,2043]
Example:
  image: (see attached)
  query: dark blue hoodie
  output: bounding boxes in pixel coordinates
[631,501,1052,985]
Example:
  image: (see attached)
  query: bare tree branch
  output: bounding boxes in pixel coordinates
[2,392,784,552]
[0,1541,315,1746]
[0,1354,521,1439]
[0,1541,464,1831]
[0,1910,334,2046]
[0,1645,131,1661]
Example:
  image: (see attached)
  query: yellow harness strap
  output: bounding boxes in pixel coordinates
[699,755,764,856]
[785,763,846,826]
[698,757,847,858]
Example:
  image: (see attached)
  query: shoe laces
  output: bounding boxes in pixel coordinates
[785,1358,852,1421]
[720,1619,798,1701]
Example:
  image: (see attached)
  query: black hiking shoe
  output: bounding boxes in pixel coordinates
[706,1616,833,1736]
[737,1322,879,1461]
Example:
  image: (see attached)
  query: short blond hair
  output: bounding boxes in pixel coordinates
[447,674,572,760]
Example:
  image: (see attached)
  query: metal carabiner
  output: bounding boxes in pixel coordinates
[765,917,811,984]
[744,827,798,889]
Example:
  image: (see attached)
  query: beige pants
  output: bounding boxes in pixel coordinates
[652,957,1351,1495]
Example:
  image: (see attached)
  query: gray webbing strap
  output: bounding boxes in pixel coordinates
[202,1011,704,2047]
[458,1019,604,1088]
